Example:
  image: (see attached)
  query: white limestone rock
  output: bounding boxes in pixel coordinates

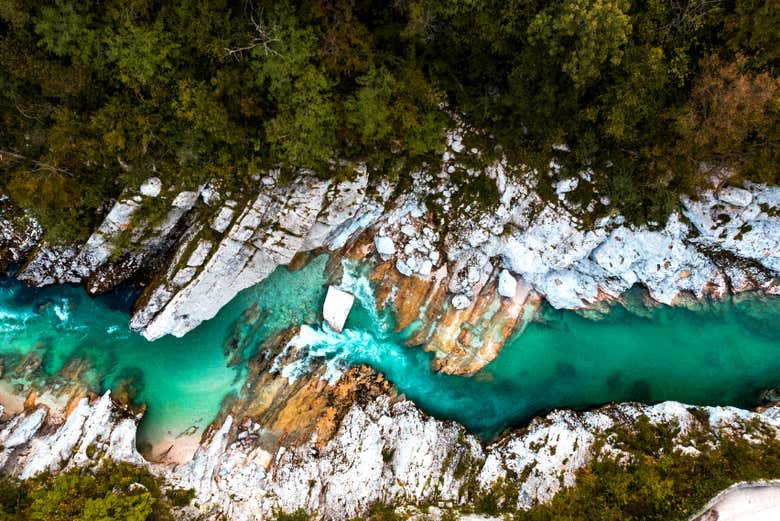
[140,177,162,197]
[419,259,433,277]
[375,236,396,257]
[15,182,201,292]
[0,199,42,271]
[396,258,414,277]
[497,269,517,298]
[401,224,417,237]
[2,382,780,521]
[718,186,753,207]
[452,294,471,309]
[132,174,334,340]
[684,184,780,274]
[211,206,234,233]
[555,177,578,200]
[16,245,83,286]
[186,240,212,267]
[302,169,370,251]
[0,392,143,479]
[323,286,355,333]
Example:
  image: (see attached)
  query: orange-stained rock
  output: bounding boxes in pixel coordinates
[367,260,538,375]
[327,228,541,375]
[207,327,395,453]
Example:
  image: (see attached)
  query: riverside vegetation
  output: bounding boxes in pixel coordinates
[2,2,780,520]
[0,462,193,521]
[1,0,779,242]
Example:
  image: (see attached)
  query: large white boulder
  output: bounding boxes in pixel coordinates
[498,269,517,298]
[323,286,355,333]
[375,236,396,257]
[140,177,162,197]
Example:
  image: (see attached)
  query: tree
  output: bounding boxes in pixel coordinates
[677,54,779,164]
[527,0,633,89]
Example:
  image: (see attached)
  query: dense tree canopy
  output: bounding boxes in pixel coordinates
[0,463,188,521]
[1,0,778,240]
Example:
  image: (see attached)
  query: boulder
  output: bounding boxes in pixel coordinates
[451,294,471,310]
[718,186,753,207]
[140,177,162,197]
[375,236,396,257]
[498,269,517,298]
[323,286,355,333]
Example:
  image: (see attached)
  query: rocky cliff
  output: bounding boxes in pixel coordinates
[2,362,780,520]
[2,141,778,372]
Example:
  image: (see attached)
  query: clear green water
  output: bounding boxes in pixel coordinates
[1,256,779,443]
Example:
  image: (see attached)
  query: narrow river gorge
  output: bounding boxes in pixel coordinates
[2,253,779,456]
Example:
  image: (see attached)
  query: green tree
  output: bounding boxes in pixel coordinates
[527,0,633,89]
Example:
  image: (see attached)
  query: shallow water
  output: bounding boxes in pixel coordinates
[1,256,779,444]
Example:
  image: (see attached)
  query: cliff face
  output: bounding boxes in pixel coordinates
[4,142,778,372]
[2,367,780,520]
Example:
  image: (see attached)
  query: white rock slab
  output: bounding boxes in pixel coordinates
[498,269,517,298]
[323,286,355,333]
[718,186,753,207]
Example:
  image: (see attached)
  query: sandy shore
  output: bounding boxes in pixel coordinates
[692,481,780,521]
[148,433,202,464]
[0,380,26,416]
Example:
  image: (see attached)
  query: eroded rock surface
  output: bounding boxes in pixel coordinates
[13,179,199,293]
[2,154,779,371]
[2,368,780,520]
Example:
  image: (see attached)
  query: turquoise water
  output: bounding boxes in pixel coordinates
[1,256,780,444]
[0,256,329,446]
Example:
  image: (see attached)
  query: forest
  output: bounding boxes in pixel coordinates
[1,0,778,241]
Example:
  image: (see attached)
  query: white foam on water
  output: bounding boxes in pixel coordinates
[53,299,70,322]
[270,261,399,385]
[0,307,35,333]
[338,259,389,330]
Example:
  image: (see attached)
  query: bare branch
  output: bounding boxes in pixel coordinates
[224,11,282,60]
[0,149,74,177]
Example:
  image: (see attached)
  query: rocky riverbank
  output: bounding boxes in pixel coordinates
[1,350,780,520]
[2,144,779,374]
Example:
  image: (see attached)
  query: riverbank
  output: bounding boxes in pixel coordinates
[3,381,780,520]
[1,166,779,519]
